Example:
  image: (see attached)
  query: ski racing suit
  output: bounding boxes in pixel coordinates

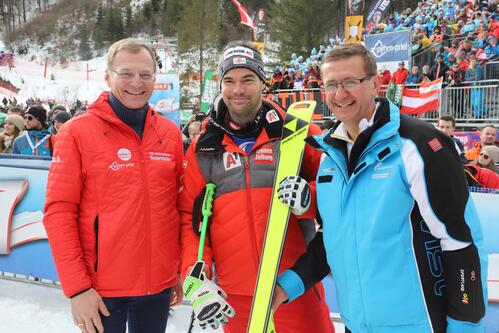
[179,97,334,333]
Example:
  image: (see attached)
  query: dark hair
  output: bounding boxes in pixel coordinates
[439,115,456,127]
[321,44,377,77]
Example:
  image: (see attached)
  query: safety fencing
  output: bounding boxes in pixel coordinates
[267,79,499,125]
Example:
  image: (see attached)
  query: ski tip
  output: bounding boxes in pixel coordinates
[289,101,316,110]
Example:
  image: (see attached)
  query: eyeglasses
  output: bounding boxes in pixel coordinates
[479,153,490,159]
[324,75,372,93]
[108,69,155,82]
[25,115,34,121]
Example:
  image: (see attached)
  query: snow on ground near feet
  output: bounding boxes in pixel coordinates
[0,278,345,333]
[0,278,220,333]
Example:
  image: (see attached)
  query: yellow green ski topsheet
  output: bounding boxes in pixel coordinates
[247,101,316,333]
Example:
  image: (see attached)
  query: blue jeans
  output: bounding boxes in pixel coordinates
[100,288,172,333]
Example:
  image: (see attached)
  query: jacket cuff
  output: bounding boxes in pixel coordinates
[69,287,91,299]
[446,317,484,333]
[277,269,305,303]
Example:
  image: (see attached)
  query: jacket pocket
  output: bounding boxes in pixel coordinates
[94,215,99,272]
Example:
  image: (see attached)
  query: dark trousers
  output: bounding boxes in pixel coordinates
[100,288,172,333]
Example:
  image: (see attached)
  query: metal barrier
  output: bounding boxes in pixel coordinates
[485,61,499,80]
[270,80,499,125]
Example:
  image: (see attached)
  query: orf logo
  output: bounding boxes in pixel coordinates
[118,148,132,161]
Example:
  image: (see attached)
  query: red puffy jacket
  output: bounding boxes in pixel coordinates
[44,92,184,298]
[179,98,322,295]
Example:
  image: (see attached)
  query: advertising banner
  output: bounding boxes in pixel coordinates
[149,73,181,126]
[365,0,391,26]
[365,30,411,74]
[345,16,364,44]
[200,70,217,113]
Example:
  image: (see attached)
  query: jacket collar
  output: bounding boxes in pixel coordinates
[196,97,285,153]
[307,98,400,174]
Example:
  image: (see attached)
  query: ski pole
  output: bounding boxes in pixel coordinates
[187,182,216,333]
[198,183,216,261]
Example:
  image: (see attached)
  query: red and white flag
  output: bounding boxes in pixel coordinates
[400,77,443,115]
[231,0,256,29]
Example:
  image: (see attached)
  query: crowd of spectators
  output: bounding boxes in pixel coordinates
[268,0,499,92]
[0,99,77,155]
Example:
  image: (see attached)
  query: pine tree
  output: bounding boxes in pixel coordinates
[93,4,105,49]
[178,0,219,98]
[268,0,336,60]
[124,4,134,37]
[161,0,181,35]
[78,25,92,61]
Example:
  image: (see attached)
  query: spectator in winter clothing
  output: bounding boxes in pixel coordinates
[464,163,499,189]
[180,41,334,333]
[430,54,449,79]
[273,44,487,333]
[0,115,25,154]
[378,65,391,85]
[392,61,409,84]
[437,115,467,163]
[484,37,499,59]
[12,105,56,156]
[466,124,499,161]
[43,38,184,333]
[474,145,499,172]
[422,65,434,81]
[405,66,423,84]
[52,111,72,134]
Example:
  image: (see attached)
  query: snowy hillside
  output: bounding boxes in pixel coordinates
[1,54,108,104]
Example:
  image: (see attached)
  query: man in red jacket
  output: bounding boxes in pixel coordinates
[180,41,334,332]
[43,38,184,333]
[391,61,409,84]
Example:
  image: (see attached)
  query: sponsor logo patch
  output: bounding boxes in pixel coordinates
[117,148,132,161]
[428,138,443,152]
[108,162,135,171]
[265,110,279,124]
[254,145,274,164]
[223,152,242,171]
[148,152,173,161]
[233,57,247,65]
[223,47,254,60]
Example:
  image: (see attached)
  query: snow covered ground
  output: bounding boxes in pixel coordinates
[0,277,219,333]
[0,278,345,333]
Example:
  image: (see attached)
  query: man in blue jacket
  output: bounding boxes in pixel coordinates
[274,44,487,333]
[12,105,55,156]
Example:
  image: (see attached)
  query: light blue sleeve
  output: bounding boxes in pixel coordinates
[276,269,305,303]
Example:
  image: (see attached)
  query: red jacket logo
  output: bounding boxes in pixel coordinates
[254,145,274,164]
[223,152,242,171]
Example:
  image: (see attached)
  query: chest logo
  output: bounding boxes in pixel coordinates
[118,148,132,161]
[223,152,242,171]
[254,145,274,164]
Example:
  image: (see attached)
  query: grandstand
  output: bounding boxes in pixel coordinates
[268,0,499,129]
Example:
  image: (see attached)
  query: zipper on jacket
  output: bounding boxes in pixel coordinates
[139,150,153,294]
[94,215,99,272]
[243,156,261,269]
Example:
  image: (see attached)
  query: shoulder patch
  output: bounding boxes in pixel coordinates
[428,138,443,152]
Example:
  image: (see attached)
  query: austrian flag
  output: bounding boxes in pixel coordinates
[400,77,443,115]
[231,0,256,29]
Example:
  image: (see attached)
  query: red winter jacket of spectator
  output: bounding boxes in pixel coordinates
[465,164,499,189]
[392,68,409,84]
[378,70,391,85]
